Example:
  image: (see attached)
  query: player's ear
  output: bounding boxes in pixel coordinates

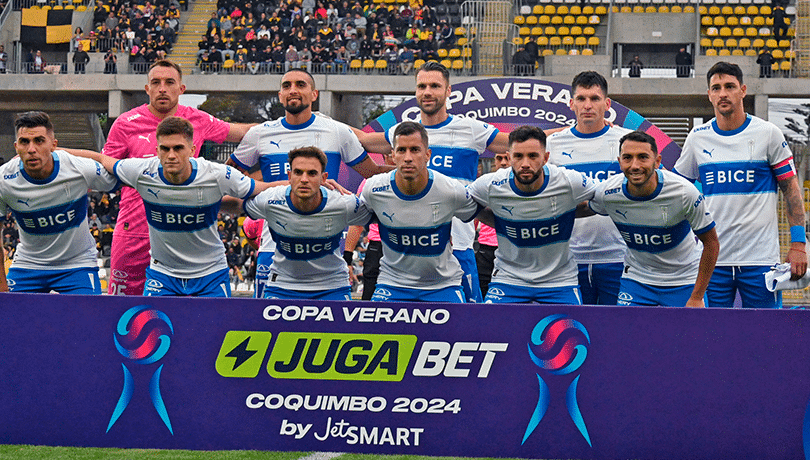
[604,97,612,112]
[322,172,328,181]
[51,137,58,150]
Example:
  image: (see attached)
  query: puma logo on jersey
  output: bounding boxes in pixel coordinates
[147,189,160,199]
[703,149,714,157]
[276,221,288,230]
[16,198,31,207]
[138,134,152,142]
[382,211,395,222]
[615,209,628,219]
[269,140,280,149]
[501,205,514,216]
[561,151,573,158]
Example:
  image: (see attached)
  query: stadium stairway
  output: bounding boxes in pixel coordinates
[50,112,102,151]
[169,0,219,75]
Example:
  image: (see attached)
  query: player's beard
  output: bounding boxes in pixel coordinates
[417,99,444,117]
[284,102,310,115]
[514,169,542,186]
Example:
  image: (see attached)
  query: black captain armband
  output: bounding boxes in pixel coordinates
[343,250,354,266]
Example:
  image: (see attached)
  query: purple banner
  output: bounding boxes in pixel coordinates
[340,78,681,191]
[1,292,810,459]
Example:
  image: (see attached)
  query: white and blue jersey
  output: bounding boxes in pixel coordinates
[113,157,255,278]
[673,114,793,266]
[590,170,716,286]
[243,185,372,291]
[0,150,118,270]
[547,124,632,264]
[386,115,498,250]
[360,170,480,290]
[230,114,368,255]
[467,164,596,287]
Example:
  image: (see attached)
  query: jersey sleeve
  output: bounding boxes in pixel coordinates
[588,182,608,216]
[384,124,397,146]
[477,121,500,151]
[217,163,255,199]
[672,133,698,181]
[566,168,597,202]
[336,121,368,167]
[112,158,145,188]
[466,173,491,207]
[70,153,120,193]
[242,216,264,239]
[453,178,481,222]
[683,181,715,235]
[768,125,795,181]
[243,189,270,220]
[229,124,262,170]
[197,110,230,144]
[345,193,373,226]
[102,116,133,160]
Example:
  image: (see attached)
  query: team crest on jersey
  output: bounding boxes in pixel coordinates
[617,291,633,305]
[145,279,164,292]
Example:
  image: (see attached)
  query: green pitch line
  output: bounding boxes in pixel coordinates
[0,446,541,460]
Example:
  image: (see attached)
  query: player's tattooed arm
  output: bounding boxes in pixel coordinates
[778,175,808,280]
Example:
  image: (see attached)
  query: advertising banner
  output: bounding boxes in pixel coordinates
[340,77,680,192]
[1,292,809,459]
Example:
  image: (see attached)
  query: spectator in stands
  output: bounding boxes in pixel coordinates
[438,20,454,48]
[298,45,313,72]
[358,35,372,58]
[0,45,6,74]
[757,47,774,78]
[772,6,787,40]
[104,47,118,74]
[73,43,91,74]
[512,45,534,76]
[284,44,300,72]
[30,50,46,74]
[346,32,360,58]
[422,33,439,60]
[207,12,221,37]
[71,27,84,52]
[399,44,415,75]
[334,45,350,73]
[628,55,643,77]
[676,47,692,78]
[354,12,366,38]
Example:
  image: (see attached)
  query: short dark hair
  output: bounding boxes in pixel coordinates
[416,61,450,84]
[706,61,743,86]
[508,125,546,149]
[282,68,317,89]
[15,111,53,134]
[148,59,183,79]
[393,121,429,148]
[156,116,194,142]
[288,146,328,172]
[620,130,658,155]
[571,71,608,95]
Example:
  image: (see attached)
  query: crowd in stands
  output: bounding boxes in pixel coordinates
[196,0,459,74]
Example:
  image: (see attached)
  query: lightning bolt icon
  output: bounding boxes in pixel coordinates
[225,337,258,370]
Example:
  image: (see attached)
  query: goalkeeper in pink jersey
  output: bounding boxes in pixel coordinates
[101,60,255,295]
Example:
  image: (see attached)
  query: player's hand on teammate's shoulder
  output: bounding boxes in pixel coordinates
[324,179,352,195]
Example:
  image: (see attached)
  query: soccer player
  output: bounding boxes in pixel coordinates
[590,131,719,307]
[468,126,596,304]
[243,146,372,300]
[226,68,391,298]
[0,111,119,294]
[99,59,256,296]
[355,61,510,303]
[546,71,632,305]
[360,121,480,303]
[475,150,511,296]
[80,117,271,297]
[673,61,807,309]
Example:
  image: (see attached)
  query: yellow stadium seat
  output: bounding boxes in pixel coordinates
[451,60,463,71]
[533,4,544,15]
[700,38,712,47]
[658,6,669,13]
[525,15,537,25]
[551,15,563,25]
[684,6,695,13]
[571,26,583,35]
[645,6,656,13]
[76,5,86,10]
[713,38,725,47]
[788,27,795,37]
[558,26,570,36]
[633,6,644,13]
[437,48,448,58]
[569,49,579,55]
[746,6,758,15]
[570,6,582,15]
[575,36,587,46]
[714,16,726,26]
[752,38,765,48]
[771,62,779,71]
[740,16,751,25]
[732,27,744,36]
[732,49,744,55]
[222,59,235,71]
[555,48,567,55]
[745,48,757,56]
[455,27,466,36]
[753,16,765,26]
[745,27,758,36]
[766,17,774,26]
[595,6,607,15]
[538,15,551,24]
[519,26,530,36]
[772,49,783,59]
[549,36,562,46]
[766,38,778,48]
[544,5,556,15]
[620,6,631,13]
[514,15,525,25]
[362,59,374,70]
[726,38,738,47]
[699,5,708,14]
[719,49,731,56]
[440,59,452,69]
[702,16,713,26]
[582,48,594,55]
[64,4,74,9]
[583,26,595,35]
[512,37,523,45]
[727,16,739,26]
[544,26,556,35]
[780,61,791,71]
[375,59,388,71]
[542,49,554,56]
[588,15,600,25]
[557,5,569,15]
[53,4,63,9]
[462,48,471,58]
[562,36,574,45]
[671,5,682,13]
[778,39,790,48]
[564,15,575,24]
[537,36,549,46]
[413,59,425,68]
[707,27,719,36]
[587,36,600,47]
[739,38,751,47]
[785,50,795,59]
[349,59,362,70]
[530,26,542,36]
[706,48,718,56]
[457,37,468,46]
[583,6,594,15]
[448,48,461,58]
[721,6,733,15]
[709,6,720,15]
[720,27,732,36]
[760,6,771,15]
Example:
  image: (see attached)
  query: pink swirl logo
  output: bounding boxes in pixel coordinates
[528,314,590,375]
[114,305,174,365]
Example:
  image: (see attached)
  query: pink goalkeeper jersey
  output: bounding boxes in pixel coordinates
[477,222,498,247]
[102,104,230,238]
[242,217,264,245]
